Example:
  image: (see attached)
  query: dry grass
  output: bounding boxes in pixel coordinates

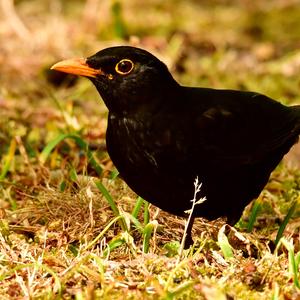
[1,0,300,299]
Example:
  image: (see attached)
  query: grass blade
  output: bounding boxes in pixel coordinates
[217,225,234,259]
[143,200,150,226]
[131,196,144,219]
[95,180,119,217]
[274,199,298,246]
[83,215,123,251]
[39,133,102,176]
[143,221,157,253]
[95,180,127,231]
[0,138,17,180]
[123,212,144,233]
[281,238,300,289]
[247,198,262,232]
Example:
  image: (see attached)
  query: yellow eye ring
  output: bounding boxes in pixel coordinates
[115,59,134,75]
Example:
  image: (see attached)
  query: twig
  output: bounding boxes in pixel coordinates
[177,177,206,263]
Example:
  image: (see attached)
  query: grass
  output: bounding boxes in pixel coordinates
[2,0,300,298]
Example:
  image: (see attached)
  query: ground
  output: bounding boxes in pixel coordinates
[1,0,300,299]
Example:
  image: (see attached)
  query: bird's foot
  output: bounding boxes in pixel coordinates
[183,233,194,249]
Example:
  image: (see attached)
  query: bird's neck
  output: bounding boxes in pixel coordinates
[102,81,181,117]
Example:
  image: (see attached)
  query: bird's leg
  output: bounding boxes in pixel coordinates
[183,215,195,249]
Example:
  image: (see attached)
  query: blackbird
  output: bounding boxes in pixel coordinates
[51,46,300,244]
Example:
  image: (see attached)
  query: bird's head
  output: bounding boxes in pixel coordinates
[51,46,178,114]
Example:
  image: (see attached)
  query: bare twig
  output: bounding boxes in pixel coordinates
[177,177,206,263]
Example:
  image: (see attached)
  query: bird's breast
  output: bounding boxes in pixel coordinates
[106,115,159,171]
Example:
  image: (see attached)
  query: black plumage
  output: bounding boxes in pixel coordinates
[51,46,300,243]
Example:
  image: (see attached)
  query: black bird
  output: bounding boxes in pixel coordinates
[51,46,300,245]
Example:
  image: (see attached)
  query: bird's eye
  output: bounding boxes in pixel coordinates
[115,59,134,75]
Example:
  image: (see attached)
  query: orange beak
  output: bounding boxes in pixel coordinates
[50,58,102,78]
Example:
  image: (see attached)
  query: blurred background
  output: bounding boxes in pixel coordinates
[2,0,300,91]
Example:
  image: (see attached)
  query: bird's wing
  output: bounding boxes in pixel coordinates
[187,92,300,167]
[145,90,299,171]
